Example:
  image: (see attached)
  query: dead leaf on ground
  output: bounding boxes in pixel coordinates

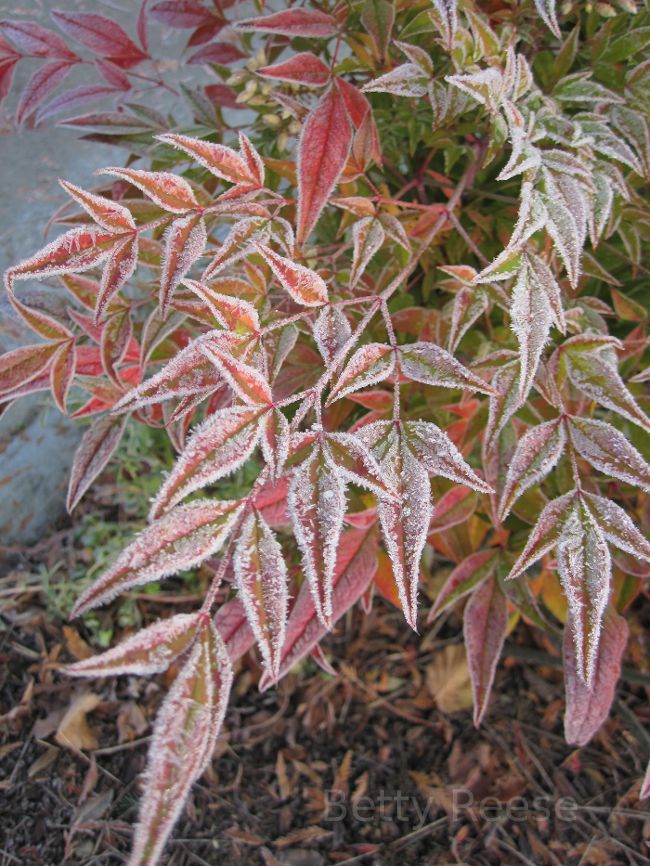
[55,692,100,752]
[116,702,147,743]
[426,644,473,714]
[63,626,93,661]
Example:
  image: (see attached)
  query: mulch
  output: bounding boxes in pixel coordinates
[1,513,649,866]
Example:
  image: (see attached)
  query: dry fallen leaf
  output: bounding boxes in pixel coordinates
[426,644,473,714]
[117,702,148,743]
[63,626,94,661]
[55,692,101,752]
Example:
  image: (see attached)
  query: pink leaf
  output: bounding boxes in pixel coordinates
[200,343,272,405]
[429,487,479,533]
[67,413,128,512]
[95,57,131,90]
[507,490,577,580]
[183,279,259,332]
[583,492,650,562]
[16,59,75,124]
[399,342,495,395]
[202,217,271,280]
[349,217,385,287]
[72,499,243,615]
[499,418,566,519]
[297,85,353,244]
[428,549,499,622]
[60,180,136,232]
[67,613,199,677]
[0,343,59,397]
[256,244,328,307]
[100,309,132,386]
[95,235,139,323]
[98,166,198,213]
[0,19,78,59]
[160,214,206,316]
[326,343,395,405]
[188,41,245,65]
[50,10,146,65]
[564,608,627,746]
[464,576,508,726]
[405,421,493,493]
[259,522,379,690]
[313,305,352,365]
[215,596,255,662]
[158,133,257,185]
[127,621,232,866]
[233,511,288,680]
[150,406,263,517]
[36,83,120,122]
[149,0,214,28]
[567,416,650,492]
[258,52,331,87]
[50,339,76,413]
[510,260,553,399]
[236,9,338,38]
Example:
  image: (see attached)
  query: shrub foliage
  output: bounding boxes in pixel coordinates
[2,0,650,861]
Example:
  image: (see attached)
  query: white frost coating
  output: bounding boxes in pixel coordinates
[507,490,577,579]
[379,213,410,250]
[325,431,397,499]
[96,235,139,322]
[183,279,260,332]
[160,215,207,314]
[349,217,385,287]
[556,504,611,686]
[361,63,429,97]
[446,68,504,111]
[399,342,494,395]
[233,512,288,679]
[127,622,232,866]
[201,343,272,405]
[583,492,650,562]
[326,343,395,405]
[98,167,198,214]
[568,416,650,491]
[393,40,433,74]
[255,244,328,307]
[59,179,136,232]
[150,406,262,516]
[510,260,553,399]
[484,361,524,452]
[405,421,493,493]
[202,218,271,281]
[157,133,253,185]
[261,409,290,478]
[542,171,583,288]
[376,442,432,629]
[72,500,243,615]
[430,0,457,50]
[448,284,489,353]
[67,613,198,677]
[288,445,347,626]
[313,305,352,365]
[67,413,128,512]
[534,0,560,38]
[526,251,566,333]
[238,131,265,187]
[499,418,566,519]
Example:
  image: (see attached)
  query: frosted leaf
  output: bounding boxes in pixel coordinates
[160,214,206,316]
[534,0,561,38]
[233,511,288,680]
[554,74,623,106]
[482,361,523,452]
[430,0,457,50]
[67,413,127,512]
[556,502,611,686]
[127,622,232,866]
[576,117,642,174]
[542,186,582,288]
[393,40,433,75]
[113,333,235,414]
[288,444,347,627]
[589,172,614,247]
[313,305,352,365]
[497,101,540,182]
[509,183,547,249]
[261,408,290,478]
[446,68,504,112]
[67,613,199,677]
[202,218,271,281]
[59,179,136,232]
[428,549,499,622]
[499,418,566,519]
[349,217,385,287]
[564,607,628,746]
[183,279,259,333]
[325,431,397,498]
[361,63,429,97]
[376,440,431,629]
[200,343,272,406]
[399,342,495,395]
[150,406,263,517]
[474,248,523,284]
[642,761,650,801]
[256,243,328,307]
[564,343,650,434]
[270,216,296,257]
[448,284,488,353]
[611,106,650,178]
[583,492,650,562]
[405,420,493,493]
[464,577,508,726]
[507,490,577,579]
[379,213,410,250]
[238,132,265,188]
[72,499,243,616]
[157,132,256,186]
[510,260,553,399]
[96,235,139,323]
[98,166,198,214]
[326,343,395,405]
[526,251,566,333]
[568,416,650,491]
[267,322,299,381]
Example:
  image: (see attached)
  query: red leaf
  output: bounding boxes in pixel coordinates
[72,499,243,615]
[158,132,256,185]
[233,511,288,679]
[297,85,352,244]
[507,491,576,580]
[60,180,136,232]
[326,343,394,405]
[0,57,18,106]
[499,418,566,519]
[428,549,499,622]
[0,19,78,59]
[99,166,198,213]
[67,413,128,511]
[8,294,72,341]
[67,613,199,677]
[50,339,76,413]
[35,83,120,122]
[160,214,206,316]
[464,576,508,726]
[256,244,328,307]
[95,235,139,323]
[399,342,496,395]
[429,487,478,533]
[16,59,75,124]
[258,52,331,87]
[201,343,272,405]
[50,10,147,65]
[564,608,628,746]
[188,41,245,65]
[259,522,379,690]
[149,0,214,27]
[204,83,242,110]
[0,343,59,397]
[215,597,255,661]
[236,9,338,38]
[100,309,132,386]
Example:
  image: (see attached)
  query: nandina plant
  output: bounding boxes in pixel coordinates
[2,0,650,862]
